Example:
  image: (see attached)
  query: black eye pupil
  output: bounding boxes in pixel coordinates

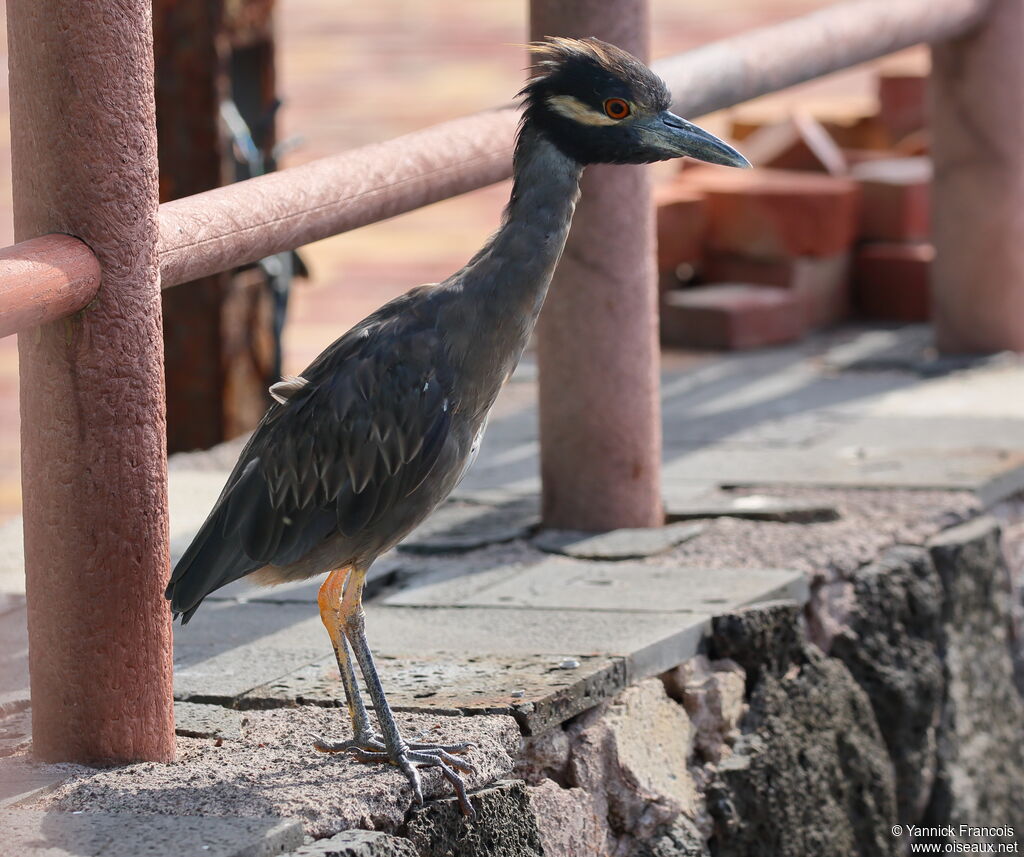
[608,100,626,117]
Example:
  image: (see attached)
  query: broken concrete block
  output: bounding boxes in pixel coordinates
[705,628,898,857]
[828,546,944,825]
[406,780,545,857]
[662,655,746,764]
[567,679,702,847]
[632,815,711,857]
[515,725,570,785]
[527,778,612,857]
[925,517,1024,845]
[707,601,805,686]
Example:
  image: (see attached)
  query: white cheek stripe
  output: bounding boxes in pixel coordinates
[546,94,620,127]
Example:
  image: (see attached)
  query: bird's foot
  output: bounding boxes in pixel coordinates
[313,732,477,818]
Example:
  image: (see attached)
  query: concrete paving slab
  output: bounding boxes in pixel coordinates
[182,603,711,731]
[391,557,807,614]
[0,808,303,857]
[26,709,520,838]
[398,498,538,555]
[666,493,839,523]
[532,522,704,560]
[242,652,627,735]
[175,701,244,741]
[173,601,327,702]
[0,756,72,809]
[661,445,1024,503]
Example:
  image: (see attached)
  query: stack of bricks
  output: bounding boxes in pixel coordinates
[657,59,933,350]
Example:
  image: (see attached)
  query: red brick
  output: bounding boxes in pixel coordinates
[741,113,847,176]
[655,183,707,273]
[703,252,850,330]
[660,284,806,350]
[679,167,861,260]
[843,148,895,168]
[853,242,933,322]
[878,71,927,141]
[893,128,929,157]
[852,157,931,242]
[821,114,892,151]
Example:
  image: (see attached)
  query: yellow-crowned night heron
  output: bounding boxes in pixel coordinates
[167,37,749,815]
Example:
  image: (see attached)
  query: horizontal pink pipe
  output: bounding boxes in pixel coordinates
[158,108,520,287]
[157,0,987,289]
[0,234,100,337]
[0,0,992,317]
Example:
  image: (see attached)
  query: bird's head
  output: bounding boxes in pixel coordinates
[521,37,749,168]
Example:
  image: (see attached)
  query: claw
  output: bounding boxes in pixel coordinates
[314,731,476,816]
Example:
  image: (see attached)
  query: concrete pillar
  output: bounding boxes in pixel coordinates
[8,0,176,762]
[531,0,664,531]
[930,0,1024,353]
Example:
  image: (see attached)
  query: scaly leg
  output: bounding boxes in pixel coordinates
[313,568,375,745]
[340,567,477,816]
[314,566,476,816]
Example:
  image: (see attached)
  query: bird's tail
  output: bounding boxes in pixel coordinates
[165,503,260,624]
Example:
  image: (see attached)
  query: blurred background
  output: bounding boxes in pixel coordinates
[0,0,918,525]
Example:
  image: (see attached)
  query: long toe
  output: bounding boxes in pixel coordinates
[312,735,385,754]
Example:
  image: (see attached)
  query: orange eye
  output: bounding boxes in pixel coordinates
[604,98,630,120]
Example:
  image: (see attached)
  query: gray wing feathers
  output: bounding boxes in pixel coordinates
[166,299,453,622]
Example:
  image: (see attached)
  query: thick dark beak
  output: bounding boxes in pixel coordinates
[655,111,751,168]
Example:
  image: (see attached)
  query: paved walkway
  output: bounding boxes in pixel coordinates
[2,324,1021,852]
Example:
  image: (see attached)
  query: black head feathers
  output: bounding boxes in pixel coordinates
[518,37,673,165]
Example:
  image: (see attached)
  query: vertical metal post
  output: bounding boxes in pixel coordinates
[8,0,176,762]
[930,0,1024,353]
[531,0,664,531]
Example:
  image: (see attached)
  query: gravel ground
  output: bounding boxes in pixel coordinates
[20,708,520,837]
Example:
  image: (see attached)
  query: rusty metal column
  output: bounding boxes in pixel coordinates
[930,0,1024,352]
[531,0,663,530]
[8,1,175,762]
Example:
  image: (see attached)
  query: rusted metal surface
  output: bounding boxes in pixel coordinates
[0,235,100,338]
[157,0,987,289]
[154,0,233,453]
[654,0,990,118]
[158,107,520,287]
[930,0,1024,352]
[8,0,175,763]
[531,0,664,530]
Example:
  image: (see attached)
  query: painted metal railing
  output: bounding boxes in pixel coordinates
[1,0,1008,763]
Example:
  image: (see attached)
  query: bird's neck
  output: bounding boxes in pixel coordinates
[445,124,583,381]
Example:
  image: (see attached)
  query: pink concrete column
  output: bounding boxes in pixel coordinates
[930,0,1024,353]
[8,0,175,762]
[531,0,663,531]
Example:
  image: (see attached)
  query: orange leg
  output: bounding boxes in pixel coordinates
[316,567,373,741]
[314,564,477,816]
